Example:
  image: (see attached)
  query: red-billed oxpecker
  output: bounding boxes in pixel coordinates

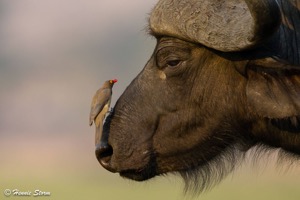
[89,79,117,149]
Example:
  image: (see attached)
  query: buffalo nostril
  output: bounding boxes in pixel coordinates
[95,143,116,173]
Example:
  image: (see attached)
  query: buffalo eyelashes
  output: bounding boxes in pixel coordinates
[155,45,191,69]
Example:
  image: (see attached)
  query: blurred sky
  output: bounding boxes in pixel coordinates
[0,0,157,137]
[0,1,300,200]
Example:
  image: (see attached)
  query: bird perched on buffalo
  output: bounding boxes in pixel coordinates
[89,79,117,148]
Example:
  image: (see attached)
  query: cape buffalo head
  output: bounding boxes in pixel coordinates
[95,0,300,192]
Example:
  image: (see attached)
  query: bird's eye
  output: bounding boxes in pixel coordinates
[166,60,181,67]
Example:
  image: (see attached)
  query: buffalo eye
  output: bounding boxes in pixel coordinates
[166,60,181,68]
[166,60,181,67]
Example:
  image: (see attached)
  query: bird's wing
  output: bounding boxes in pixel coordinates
[89,88,111,126]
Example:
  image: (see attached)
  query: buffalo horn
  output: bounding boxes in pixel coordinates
[150,0,281,52]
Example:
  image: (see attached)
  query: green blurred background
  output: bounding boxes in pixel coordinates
[0,0,300,199]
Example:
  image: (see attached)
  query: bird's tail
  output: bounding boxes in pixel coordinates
[95,123,103,146]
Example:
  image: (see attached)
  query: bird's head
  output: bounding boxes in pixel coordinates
[109,79,118,86]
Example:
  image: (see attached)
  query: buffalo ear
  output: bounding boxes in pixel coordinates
[246,58,300,118]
